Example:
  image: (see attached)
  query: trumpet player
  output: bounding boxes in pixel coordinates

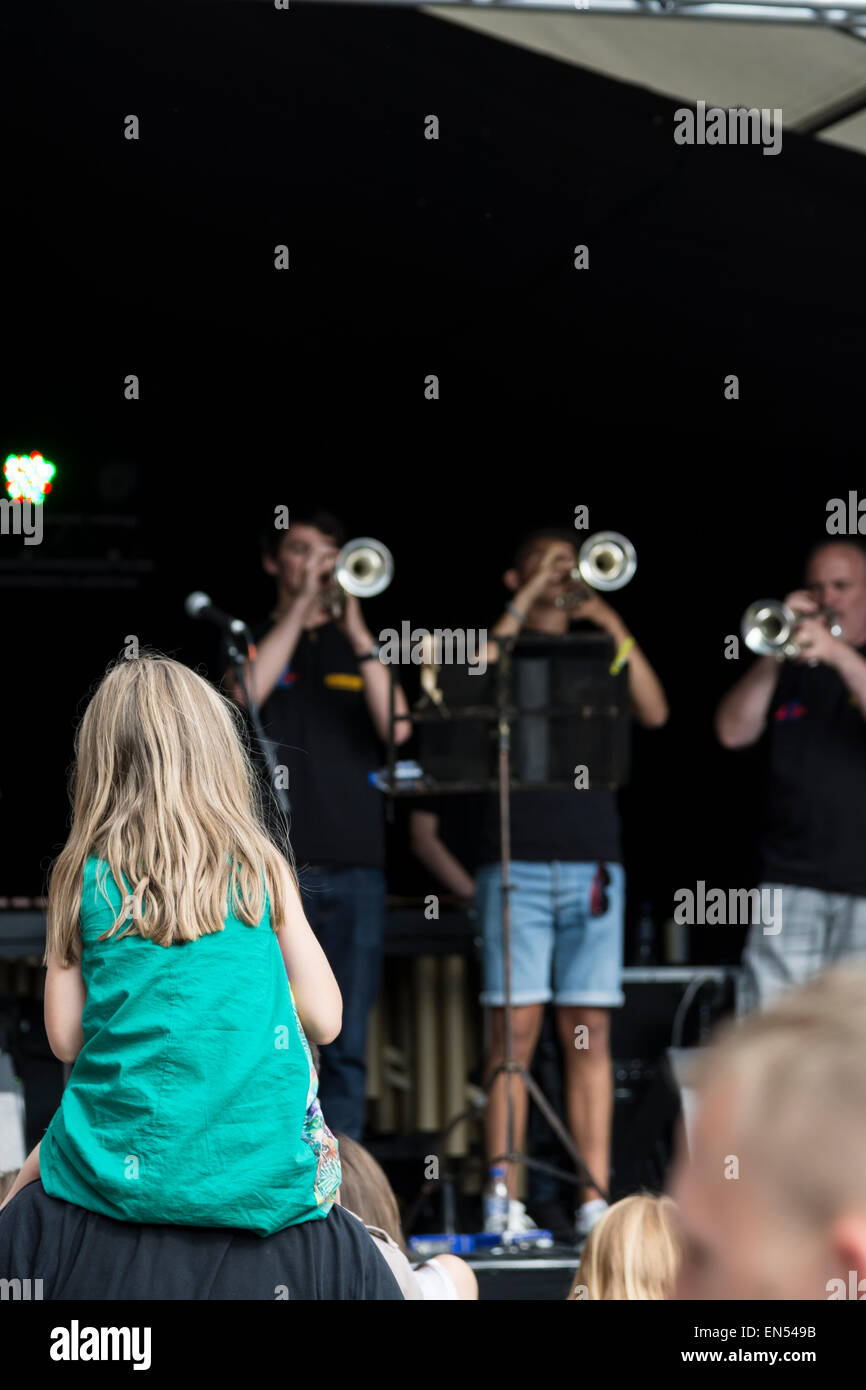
[715,538,866,1015]
[479,528,668,1241]
[229,507,410,1140]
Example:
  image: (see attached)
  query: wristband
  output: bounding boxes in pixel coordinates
[357,643,380,664]
[609,636,635,675]
[506,602,526,623]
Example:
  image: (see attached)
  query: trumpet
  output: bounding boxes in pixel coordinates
[741,599,841,661]
[320,537,394,619]
[555,530,638,609]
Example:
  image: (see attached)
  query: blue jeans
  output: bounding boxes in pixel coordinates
[297,865,386,1141]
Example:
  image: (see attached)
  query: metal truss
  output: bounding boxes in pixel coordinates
[314,0,866,39]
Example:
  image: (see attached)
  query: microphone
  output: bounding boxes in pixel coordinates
[184,592,249,637]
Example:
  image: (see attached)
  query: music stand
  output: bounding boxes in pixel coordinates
[382,630,631,1218]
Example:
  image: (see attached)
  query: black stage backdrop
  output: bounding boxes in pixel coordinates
[2,1,864,968]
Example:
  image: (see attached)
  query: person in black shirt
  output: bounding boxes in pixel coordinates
[231,509,411,1140]
[715,539,866,1015]
[0,1178,403,1299]
[478,528,668,1242]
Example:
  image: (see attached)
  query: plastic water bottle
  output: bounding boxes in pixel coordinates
[482,1166,509,1234]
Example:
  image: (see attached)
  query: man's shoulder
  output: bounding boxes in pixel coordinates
[0,1178,65,1232]
[324,1202,390,1255]
[0,1180,74,1290]
[315,1205,405,1298]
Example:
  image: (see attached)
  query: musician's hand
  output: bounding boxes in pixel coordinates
[783,588,820,618]
[337,592,375,653]
[568,592,622,636]
[528,542,576,593]
[299,543,339,610]
[793,617,843,667]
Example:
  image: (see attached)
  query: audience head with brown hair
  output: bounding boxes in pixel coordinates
[334,1133,478,1300]
[333,1134,409,1255]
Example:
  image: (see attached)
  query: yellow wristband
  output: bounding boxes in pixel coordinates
[609,636,635,675]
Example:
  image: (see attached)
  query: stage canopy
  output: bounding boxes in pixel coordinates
[419,4,866,153]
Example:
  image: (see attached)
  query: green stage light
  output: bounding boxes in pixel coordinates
[4,451,56,505]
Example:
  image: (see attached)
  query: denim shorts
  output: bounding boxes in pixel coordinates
[476,860,625,1008]
[737,880,866,1016]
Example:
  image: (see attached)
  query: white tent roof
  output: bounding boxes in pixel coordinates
[423,7,866,152]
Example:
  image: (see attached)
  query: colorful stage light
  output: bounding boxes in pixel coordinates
[4,452,56,505]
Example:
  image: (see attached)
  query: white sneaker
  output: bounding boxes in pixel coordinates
[506,1198,538,1233]
[575,1198,608,1240]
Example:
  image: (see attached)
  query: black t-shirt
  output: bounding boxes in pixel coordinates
[761,647,866,894]
[0,1181,403,1300]
[251,621,385,869]
[477,787,622,866]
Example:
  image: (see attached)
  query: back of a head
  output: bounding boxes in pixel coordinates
[334,1134,407,1254]
[692,960,866,1226]
[513,525,577,570]
[259,505,346,560]
[570,1194,681,1300]
[46,653,293,962]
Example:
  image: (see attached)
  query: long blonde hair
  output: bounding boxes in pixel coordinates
[45,654,293,963]
[568,1194,681,1300]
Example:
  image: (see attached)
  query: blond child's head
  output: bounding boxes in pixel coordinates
[46,653,293,961]
[568,1193,681,1300]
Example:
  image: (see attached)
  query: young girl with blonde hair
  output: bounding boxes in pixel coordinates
[568,1193,681,1300]
[0,655,342,1234]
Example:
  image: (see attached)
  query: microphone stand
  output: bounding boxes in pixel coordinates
[224,627,292,824]
[486,634,606,1202]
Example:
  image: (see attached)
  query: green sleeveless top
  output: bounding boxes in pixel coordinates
[40,857,341,1236]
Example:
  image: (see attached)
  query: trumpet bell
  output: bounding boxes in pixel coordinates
[335,537,394,599]
[741,599,841,660]
[577,531,637,592]
[741,600,794,657]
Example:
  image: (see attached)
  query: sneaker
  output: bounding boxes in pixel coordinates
[506,1198,538,1233]
[575,1198,608,1241]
